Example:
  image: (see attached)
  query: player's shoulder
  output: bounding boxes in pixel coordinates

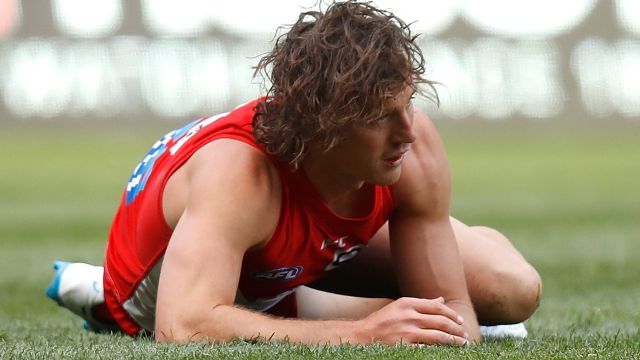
[392,109,451,212]
[401,109,449,177]
[163,139,282,231]
[188,139,281,194]
[412,108,447,164]
[182,139,282,246]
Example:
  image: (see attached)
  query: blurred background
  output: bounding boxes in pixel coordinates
[0,0,639,123]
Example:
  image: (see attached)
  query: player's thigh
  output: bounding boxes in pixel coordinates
[450,216,533,279]
[308,217,534,299]
[295,286,391,320]
[306,217,503,298]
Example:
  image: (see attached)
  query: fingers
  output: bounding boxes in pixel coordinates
[368,297,472,346]
[415,329,469,346]
[402,297,464,326]
[415,313,467,339]
[396,297,465,336]
[394,297,469,344]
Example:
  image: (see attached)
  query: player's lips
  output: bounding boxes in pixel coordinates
[383,151,408,166]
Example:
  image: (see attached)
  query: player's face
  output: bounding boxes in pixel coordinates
[330,85,417,186]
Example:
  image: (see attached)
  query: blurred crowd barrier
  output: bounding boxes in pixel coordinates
[0,0,638,122]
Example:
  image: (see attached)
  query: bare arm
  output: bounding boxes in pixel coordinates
[155,138,471,345]
[157,140,462,345]
[389,110,481,342]
[155,140,358,344]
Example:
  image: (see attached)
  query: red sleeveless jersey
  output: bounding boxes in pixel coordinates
[103,99,395,336]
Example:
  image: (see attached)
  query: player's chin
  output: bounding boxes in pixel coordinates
[370,167,403,186]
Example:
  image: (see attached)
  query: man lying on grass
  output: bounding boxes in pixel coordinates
[47,0,541,345]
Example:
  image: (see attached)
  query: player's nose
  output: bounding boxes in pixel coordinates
[394,111,416,144]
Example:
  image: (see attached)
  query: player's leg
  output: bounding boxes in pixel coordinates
[305,217,542,325]
[296,285,528,339]
[449,217,542,325]
[46,260,120,332]
[296,286,392,320]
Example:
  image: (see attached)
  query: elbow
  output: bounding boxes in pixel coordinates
[153,313,219,344]
[154,327,175,343]
[154,320,201,344]
[154,304,233,344]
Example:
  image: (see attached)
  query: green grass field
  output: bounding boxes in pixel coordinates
[1,122,639,359]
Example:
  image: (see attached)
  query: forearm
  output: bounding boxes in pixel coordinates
[445,299,481,342]
[156,303,365,345]
[389,216,481,342]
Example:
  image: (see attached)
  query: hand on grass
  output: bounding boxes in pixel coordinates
[355,296,469,346]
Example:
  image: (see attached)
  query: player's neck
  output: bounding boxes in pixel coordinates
[300,149,366,213]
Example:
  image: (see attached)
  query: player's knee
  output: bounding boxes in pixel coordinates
[478,261,542,324]
[508,263,542,321]
[470,226,542,322]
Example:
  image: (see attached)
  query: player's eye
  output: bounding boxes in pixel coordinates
[376,115,389,123]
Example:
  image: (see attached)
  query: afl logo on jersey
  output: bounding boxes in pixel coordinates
[253,266,303,281]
